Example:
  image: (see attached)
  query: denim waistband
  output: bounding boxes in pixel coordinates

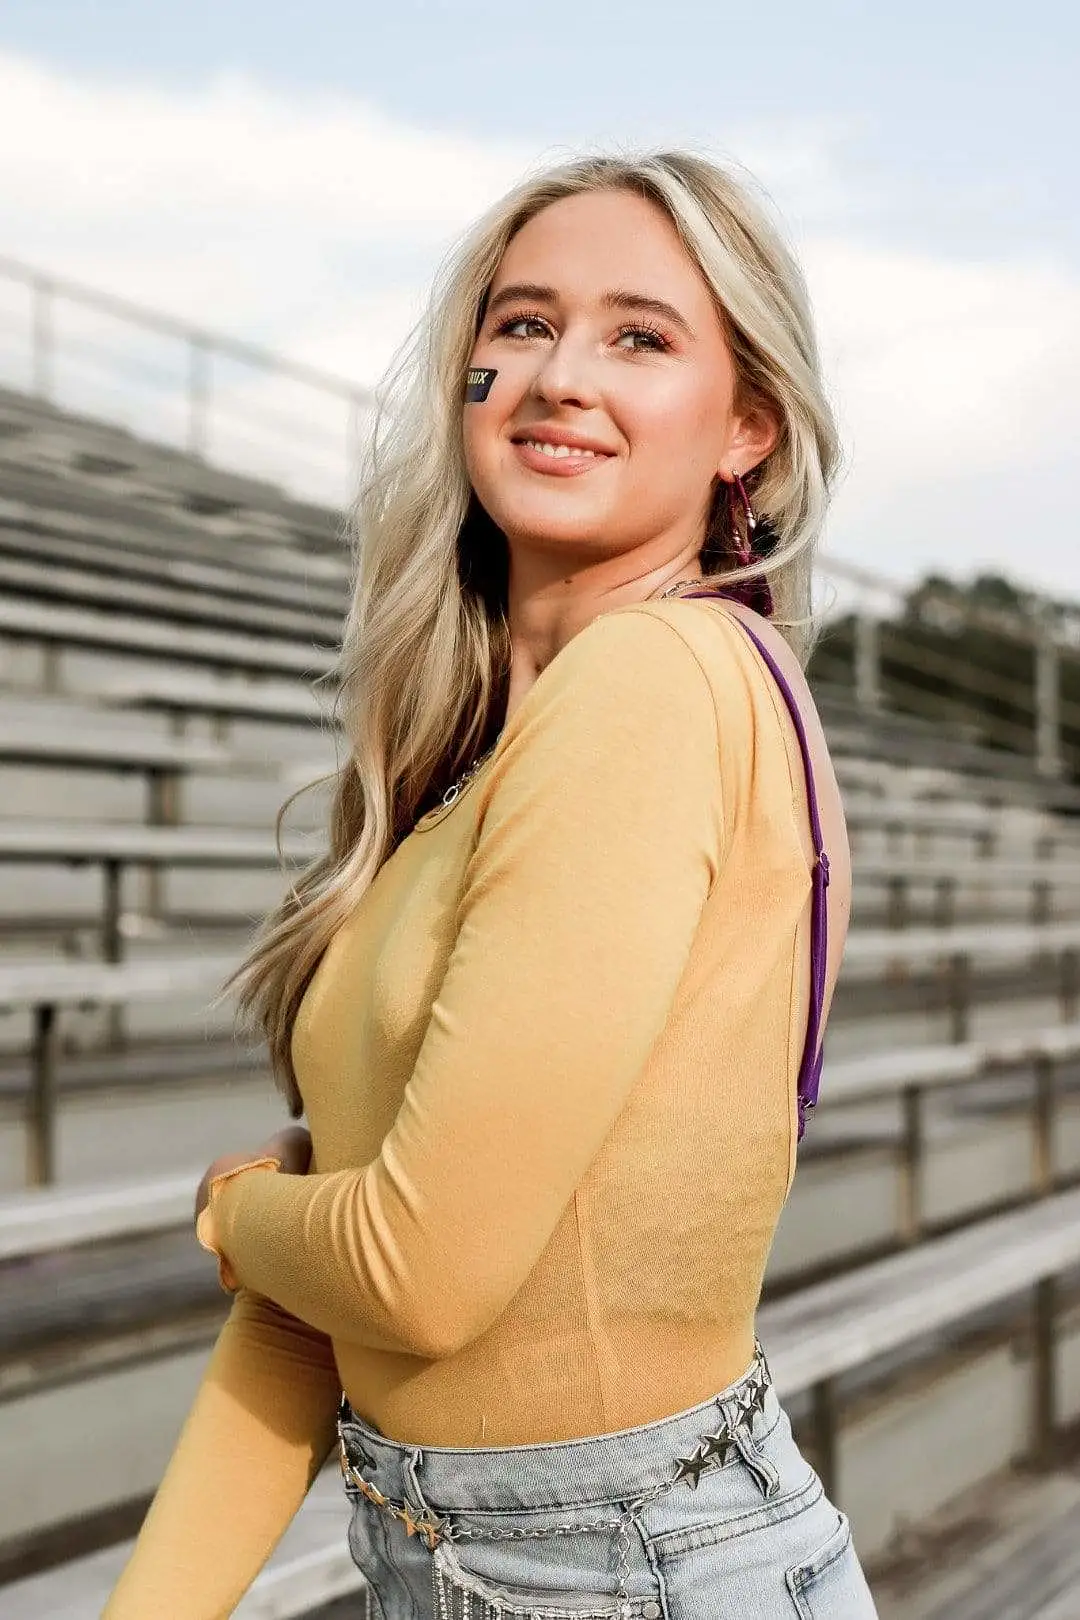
[337,1345,781,1517]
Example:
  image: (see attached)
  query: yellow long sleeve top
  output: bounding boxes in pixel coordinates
[104,598,846,1618]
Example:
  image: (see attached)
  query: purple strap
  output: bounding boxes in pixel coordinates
[680,595,830,1140]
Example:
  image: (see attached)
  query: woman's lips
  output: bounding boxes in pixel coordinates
[512,438,614,477]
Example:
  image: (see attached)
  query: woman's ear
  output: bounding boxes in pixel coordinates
[729,401,781,473]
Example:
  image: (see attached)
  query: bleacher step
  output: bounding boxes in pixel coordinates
[870,1464,1080,1619]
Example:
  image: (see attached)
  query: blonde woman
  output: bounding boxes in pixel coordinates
[106,151,876,1618]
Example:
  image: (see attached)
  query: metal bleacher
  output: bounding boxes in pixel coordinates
[2,334,1080,1618]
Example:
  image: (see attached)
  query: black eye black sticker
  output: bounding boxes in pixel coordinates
[465,367,497,402]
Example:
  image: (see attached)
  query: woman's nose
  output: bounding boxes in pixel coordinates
[530,336,601,410]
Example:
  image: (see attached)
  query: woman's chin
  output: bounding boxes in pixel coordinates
[495,499,629,552]
[504,523,624,559]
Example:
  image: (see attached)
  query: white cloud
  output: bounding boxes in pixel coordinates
[809,238,1080,475]
[0,49,535,502]
[0,51,533,330]
[0,48,1077,594]
[808,239,1080,593]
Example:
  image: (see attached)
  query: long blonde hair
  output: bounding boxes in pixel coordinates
[218,149,842,1115]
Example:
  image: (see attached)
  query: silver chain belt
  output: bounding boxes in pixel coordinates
[337,1340,774,1617]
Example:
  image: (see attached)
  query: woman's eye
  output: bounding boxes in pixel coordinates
[615,326,670,353]
[495,315,552,340]
[490,314,669,350]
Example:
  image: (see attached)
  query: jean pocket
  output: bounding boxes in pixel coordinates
[645,1470,822,1563]
[785,1511,878,1619]
[646,1473,865,1619]
[432,1540,664,1619]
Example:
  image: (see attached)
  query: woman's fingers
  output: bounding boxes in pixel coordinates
[194,1149,272,1222]
[256,1125,313,1175]
[193,1126,312,1226]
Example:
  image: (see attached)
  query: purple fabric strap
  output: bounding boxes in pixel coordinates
[680,594,830,1140]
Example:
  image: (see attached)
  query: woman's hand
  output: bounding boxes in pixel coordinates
[194,1125,313,1224]
[254,1125,314,1176]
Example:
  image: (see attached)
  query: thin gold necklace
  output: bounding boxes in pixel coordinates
[657,576,708,599]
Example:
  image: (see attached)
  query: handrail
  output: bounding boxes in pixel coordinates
[812,642,1080,758]
[761,1187,1080,1492]
[820,552,1078,654]
[0,1167,200,1260]
[4,923,1079,1190]
[0,252,370,402]
[812,562,1080,779]
[0,252,372,504]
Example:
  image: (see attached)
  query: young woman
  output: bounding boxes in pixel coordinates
[105,151,875,1618]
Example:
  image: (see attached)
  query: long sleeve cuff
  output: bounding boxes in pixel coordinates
[196,1157,282,1291]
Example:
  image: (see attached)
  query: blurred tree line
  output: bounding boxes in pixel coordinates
[807,573,1080,783]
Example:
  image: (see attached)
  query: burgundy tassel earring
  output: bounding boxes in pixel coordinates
[725,472,775,618]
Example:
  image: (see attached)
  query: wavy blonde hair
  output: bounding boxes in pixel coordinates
[218,149,842,1115]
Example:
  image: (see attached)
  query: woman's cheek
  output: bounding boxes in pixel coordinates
[461,410,496,493]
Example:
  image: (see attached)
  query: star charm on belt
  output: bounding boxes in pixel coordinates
[341,1452,449,1550]
[401,1503,451,1550]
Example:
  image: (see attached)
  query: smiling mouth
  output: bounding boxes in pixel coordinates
[513,437,615,468]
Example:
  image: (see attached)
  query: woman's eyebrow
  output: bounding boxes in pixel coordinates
[601,290,695,339]
[485,282,558,317]
[484,283,695,339]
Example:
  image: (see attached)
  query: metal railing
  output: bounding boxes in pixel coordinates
[0,252,374,508]
[812,558,1080,783]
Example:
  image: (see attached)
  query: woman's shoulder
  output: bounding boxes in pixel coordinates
[487,605,727,803]
[551,596,757,699]
[610,597,806,724]
[641,597,819,718]
[509,602,724,734]
[631,597,839,807]
[649,596,850,878]
[498,596,814,763]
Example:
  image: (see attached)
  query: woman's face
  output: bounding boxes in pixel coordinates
[463,187,776,571]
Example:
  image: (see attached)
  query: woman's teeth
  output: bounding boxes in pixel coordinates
[521,439,598,459]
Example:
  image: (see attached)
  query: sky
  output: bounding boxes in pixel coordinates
[0,0,1076,598]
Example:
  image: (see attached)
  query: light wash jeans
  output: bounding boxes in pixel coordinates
[337,1345,878,1619]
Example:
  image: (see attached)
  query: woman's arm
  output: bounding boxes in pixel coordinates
[201,609,725,1359]
[102,1289,342,1618]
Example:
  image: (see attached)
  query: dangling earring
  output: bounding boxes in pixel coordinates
[724,469,775,619]
[731,471,758,566]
